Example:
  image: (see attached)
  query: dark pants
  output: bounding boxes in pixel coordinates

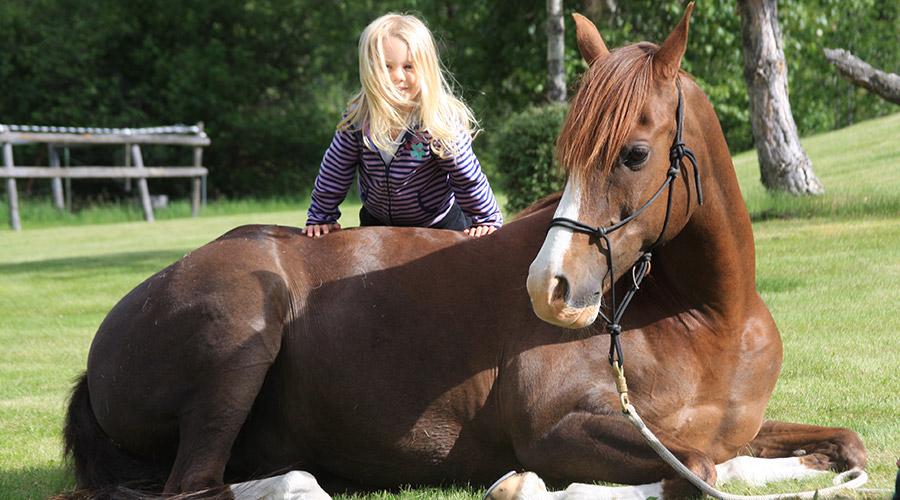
[359,203,471,231]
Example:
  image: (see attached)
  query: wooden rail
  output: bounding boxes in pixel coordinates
[1,123,210,230]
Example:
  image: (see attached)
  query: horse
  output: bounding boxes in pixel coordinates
[63,5,866,499]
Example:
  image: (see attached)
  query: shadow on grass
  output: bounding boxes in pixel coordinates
[746,193,900,222]
[0,250,188,277]
[757,276,805,294]
[0,464,73,500]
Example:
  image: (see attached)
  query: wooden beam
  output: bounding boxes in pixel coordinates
[0,131,210,147]
[0,167,208,178]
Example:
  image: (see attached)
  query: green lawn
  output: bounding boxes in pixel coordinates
[1,113,898,499]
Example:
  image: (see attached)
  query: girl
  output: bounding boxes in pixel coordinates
[305,13,502,238]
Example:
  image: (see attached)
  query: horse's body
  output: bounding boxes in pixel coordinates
[65,6,865,498]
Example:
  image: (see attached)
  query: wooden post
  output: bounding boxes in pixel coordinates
[192,146,203,217]
[123,144,132,192]
[130,144,155,222]
[4,143,21,231]
[48,145,65,210]
[64,147,72,213]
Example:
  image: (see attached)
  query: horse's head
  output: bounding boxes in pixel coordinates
[527,4,702,329]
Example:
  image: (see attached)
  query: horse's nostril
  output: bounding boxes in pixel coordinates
[552,275,570,304]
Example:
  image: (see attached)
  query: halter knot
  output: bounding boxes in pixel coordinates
[669,142,688,163]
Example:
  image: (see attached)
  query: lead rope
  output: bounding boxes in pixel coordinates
[611,361,869,499]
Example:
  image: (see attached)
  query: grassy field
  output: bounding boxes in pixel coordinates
[0,113,898,499]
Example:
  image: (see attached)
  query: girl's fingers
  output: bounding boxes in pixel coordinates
[464,225,497,237]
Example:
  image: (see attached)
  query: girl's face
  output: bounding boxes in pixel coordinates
[382,36,419,103]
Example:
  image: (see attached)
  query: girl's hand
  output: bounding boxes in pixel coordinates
[305,223,341,238]
[463,225,497,238]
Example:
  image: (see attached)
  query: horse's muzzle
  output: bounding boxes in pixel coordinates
[526,271,602,329]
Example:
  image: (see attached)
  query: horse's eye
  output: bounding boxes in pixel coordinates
[621,145,650,170]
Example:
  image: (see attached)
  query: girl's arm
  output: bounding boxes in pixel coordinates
[438,132,503,228]
[306,129,360,228]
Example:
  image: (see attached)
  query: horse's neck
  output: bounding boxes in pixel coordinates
[654,94,759,326]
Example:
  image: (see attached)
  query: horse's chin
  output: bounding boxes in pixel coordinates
[534,303,601,329]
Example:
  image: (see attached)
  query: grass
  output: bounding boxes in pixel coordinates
[0,113,898,499]
[734,113,900,221]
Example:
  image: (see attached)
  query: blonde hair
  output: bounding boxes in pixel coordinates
[338,13,478,159]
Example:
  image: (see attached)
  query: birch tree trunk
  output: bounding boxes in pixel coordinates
[581,0,618,21]
[738,0,823,195]
[547,0,566,103]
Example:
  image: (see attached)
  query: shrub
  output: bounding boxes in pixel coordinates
[492,104,568,214]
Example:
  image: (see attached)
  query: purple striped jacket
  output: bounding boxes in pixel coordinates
[306,127,503,228]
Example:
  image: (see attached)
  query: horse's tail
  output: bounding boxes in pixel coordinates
[63,372,167,496]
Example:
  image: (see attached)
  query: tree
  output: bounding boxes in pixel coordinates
[738,0,823,195]
[823,48,900,105]
[581,0,617,21]
[546,0,566,103]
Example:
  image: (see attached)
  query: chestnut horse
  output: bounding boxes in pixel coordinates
[64,6,866,499]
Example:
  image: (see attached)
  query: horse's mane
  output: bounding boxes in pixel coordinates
[512,192,563,220]
[557,43,657,183]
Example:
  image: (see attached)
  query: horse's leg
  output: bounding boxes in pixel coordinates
[714,456,828,485]
[485,471,666,500]
[161,275,288,495]
[162,333,282,494]
[515,412,717,498]
[742,420,867,472]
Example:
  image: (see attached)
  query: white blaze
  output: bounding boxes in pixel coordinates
[528,179,583,288]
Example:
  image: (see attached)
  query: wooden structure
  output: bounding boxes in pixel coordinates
[1,123,210,230]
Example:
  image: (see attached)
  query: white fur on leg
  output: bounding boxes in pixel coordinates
[230,470,331,500]
[715,456,827,486]
[484,471,663,500]
[557,481,663,500]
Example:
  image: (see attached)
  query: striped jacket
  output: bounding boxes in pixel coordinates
[306,127,503,228]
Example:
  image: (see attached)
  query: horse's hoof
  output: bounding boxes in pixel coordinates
[483,471,548,500]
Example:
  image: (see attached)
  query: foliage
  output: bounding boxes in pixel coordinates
[491,104,567,214]
[0,0,895,199]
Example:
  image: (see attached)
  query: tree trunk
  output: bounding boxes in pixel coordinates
[547,0,566,103]
[824,48,900,104]
[738,0,823,195]
[581,0,618,21]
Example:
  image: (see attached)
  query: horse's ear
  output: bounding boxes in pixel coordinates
[573,13,609,65]
[653,2,694,79]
